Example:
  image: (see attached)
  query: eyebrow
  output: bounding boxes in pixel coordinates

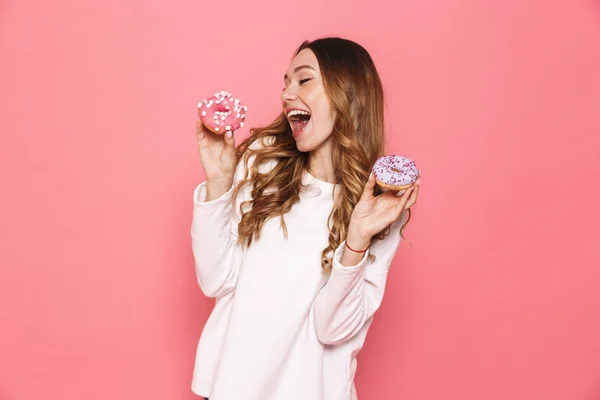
[284,65,316,81]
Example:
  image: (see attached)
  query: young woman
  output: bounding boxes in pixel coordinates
[191,37,420,400]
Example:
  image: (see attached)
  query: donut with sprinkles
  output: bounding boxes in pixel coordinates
[372,155,419,192]
[198,91,247,134]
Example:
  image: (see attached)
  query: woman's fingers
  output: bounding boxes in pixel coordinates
[360,172,377,201]
[196,119,206,142]
[404,179,420,209]
[221,130,237,168]
[393,185,415,214]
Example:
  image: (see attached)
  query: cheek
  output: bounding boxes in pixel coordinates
[314,96,334,124]
[329,110,337,127]
[320,105,336,128]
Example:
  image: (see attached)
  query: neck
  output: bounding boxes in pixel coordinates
[308,137,336,184]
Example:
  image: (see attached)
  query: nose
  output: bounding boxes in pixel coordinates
[281,85,298,102]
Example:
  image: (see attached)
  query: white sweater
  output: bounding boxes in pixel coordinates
[191,138,405,399]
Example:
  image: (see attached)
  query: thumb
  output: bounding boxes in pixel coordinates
[360,171,376,201]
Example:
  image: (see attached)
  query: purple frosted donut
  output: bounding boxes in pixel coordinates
[373,155,419,191]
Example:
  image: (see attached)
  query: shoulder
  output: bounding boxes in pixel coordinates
[233,135,278,183]
[247,135,276,151]
[231,135,278,214]
[238,135,277,175]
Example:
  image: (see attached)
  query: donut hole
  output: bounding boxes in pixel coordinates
[215,104,230,113]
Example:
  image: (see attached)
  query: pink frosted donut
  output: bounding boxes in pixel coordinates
[198,91,247,134]
[372,155,419,191]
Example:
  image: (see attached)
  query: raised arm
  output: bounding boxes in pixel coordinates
[190,119,252,298]
[312,215,405,345]
[313,172,420,344]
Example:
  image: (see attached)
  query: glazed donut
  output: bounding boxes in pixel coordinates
[372,155,419,192]
[198,91,247,134]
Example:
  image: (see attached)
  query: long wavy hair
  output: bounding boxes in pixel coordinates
[232,37,411,271]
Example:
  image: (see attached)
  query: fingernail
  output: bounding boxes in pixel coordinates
[226,130,233,138]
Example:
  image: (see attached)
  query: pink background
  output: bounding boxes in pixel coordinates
[1,0,600,399]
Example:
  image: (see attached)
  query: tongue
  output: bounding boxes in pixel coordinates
[291,119,309,133]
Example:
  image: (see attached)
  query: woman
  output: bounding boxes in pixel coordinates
[191,37,420,400]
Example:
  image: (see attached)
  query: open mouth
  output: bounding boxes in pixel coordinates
[287,109,311,134]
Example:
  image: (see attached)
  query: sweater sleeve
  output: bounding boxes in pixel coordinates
[191,148,256,299]
[312,211,408,345]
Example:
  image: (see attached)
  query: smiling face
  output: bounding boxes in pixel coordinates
[281,48,336,152]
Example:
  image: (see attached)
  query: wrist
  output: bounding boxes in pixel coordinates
[206,177,233,201]
[345,229,371,252]
[340,231,371,267]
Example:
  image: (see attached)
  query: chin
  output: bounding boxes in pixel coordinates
[292,124,333,153]
[294,140,312,153]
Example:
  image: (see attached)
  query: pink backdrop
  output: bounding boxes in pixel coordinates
[1,0,599,399]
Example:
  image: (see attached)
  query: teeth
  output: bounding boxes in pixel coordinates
[286,109,311,118]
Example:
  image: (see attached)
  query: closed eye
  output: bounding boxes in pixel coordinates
[282,78,312,92]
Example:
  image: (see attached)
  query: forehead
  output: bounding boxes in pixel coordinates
[287,48,320,74]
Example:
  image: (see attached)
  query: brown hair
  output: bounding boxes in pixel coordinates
[233,37,411,271]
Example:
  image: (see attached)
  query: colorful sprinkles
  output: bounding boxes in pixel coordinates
[373,155,419,187]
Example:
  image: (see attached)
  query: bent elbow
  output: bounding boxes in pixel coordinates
[314,306,367,346]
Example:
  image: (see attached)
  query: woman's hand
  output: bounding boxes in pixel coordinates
[196,118,237,200]
[196,118,237,181]
[347,172,420,248]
